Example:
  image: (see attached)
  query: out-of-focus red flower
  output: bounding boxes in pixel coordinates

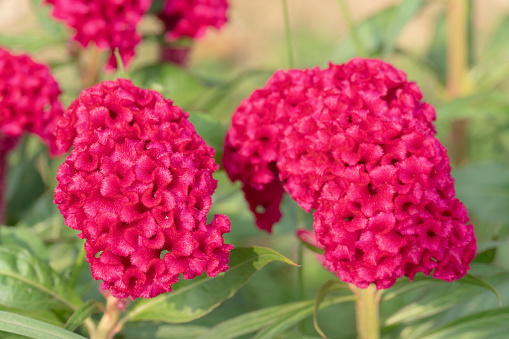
[45,0,152,69]
[0,47,64,155]
[159,0,228,41]
[223,58,476,289]
[54,79,232,299]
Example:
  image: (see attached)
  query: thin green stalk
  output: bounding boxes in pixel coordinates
[447,0,471,165]
[337,0,367,57]
[281,0,294,68]
[351,284,380,339]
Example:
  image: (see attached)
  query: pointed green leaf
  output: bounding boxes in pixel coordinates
[458,274,502,306]
[122,323,208,339]
[198,300,314,339]
[0,305,62,327]
[64,300,104,331]
[252,296,356,339]
[419,307,509,339]
[382,0,424,55]
[385,283,478,326]
[0,311,87,339]
[313,280,350,338]
[122,247,297,323]
[381,279,433,302]
[0,245,82,311]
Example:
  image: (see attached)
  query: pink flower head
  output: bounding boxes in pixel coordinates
[223,58,476,289]
[159,0,228,41]
[0,47,64,156]
[45,0,152,69]
[54,79,232,299]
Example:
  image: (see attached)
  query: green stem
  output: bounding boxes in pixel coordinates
[447,0,470,165]
[281,0,295,68]
[93,295,123,339]
[337,0,367,57]
[351,284,380,339]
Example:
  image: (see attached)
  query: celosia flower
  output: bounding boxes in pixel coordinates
[159,0,229,41]
[223,58,476,289]
[0,47,64,155]
[45,0,152,69]
[54,79,232,299]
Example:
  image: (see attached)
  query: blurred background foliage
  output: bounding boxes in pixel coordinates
[2,0,509,338]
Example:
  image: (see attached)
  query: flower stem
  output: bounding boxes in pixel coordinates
[351,284,380,339]
[281,0,294,68]
[93,295,124,339]
[337,0,367,57]
[447,0,471,165]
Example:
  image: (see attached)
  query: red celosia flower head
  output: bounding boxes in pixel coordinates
[54,79,232,299]
[45,0,152,69]
[223,58,476,289]
[0,47,64,155]
[159,0,229,41]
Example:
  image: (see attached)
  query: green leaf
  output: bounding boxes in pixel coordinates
[458,274,502,306]
[436,92,509,121]
[122,247,298,323]
[198,300,314,339]
[64,300,104,331]
[0,311,87,339]
[0,305,62,327]
[252,296,356,339]
[187,112,227,157]
[122,323,208,339]
[0,34,65,53]
[0,245,82,311]
[129,64,208,109]
[313,280,350,338]
[384,283,478,326]
[0,226,49,261]
[381,279,433,302]
[452,162,509,224]
[382,0,425,56]
[418,307,509,339]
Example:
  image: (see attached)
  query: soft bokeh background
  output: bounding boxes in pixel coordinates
[2,1,509,338]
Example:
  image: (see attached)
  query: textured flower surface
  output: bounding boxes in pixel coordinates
[55,79,232,299]
[45,0,152,69]
[223,58,476,289]
[0,47,64,155]
[159,0,228,41]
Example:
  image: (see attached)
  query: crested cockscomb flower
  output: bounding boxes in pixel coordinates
[45,0,152,69]
[223,58,476,289]
[159,0,229,41]
[54,79,232,299]
[0,47,64,156]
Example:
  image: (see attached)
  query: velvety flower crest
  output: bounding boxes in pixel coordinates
[45,0,152,69]
[159,0,228,41]
[223,58,476,289]
[54,79,232,299]
[0,47,64,155]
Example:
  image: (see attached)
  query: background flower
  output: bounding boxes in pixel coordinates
[0,47,64,155]
[45,0,152,69]
[55,79,232,299]
[159,0,229,41]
